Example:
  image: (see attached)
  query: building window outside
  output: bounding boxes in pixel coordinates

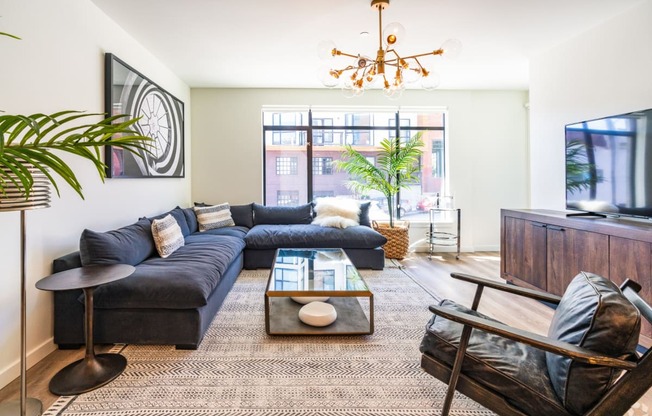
[314,191,335,199]
[276,157,297,175]
[313,118,333,145]
[313,157,333,175]
[277,190,300,206]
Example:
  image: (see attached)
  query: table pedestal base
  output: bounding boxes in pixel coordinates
[49,353,127,396]
[0,397,42,416]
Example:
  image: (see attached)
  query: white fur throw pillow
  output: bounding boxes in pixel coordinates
[312,198,360,229]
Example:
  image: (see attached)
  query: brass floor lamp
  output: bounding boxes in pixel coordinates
[0,168,51,416]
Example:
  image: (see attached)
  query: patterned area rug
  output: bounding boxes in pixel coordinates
[46,267,495,416]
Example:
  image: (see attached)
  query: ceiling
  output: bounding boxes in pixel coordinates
[90,0,643,90]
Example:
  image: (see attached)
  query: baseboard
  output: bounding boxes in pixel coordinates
[0,337,56,389]
[471,245,499,252]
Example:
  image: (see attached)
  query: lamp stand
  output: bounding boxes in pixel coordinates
[0,211,43,416]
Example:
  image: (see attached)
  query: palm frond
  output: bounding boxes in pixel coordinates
[0,111,152,199]
[333,132,424,227]
[0,32,21,40]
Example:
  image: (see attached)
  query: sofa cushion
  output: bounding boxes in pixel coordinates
[359,202,371,227]
[186,225,249,241]
[230,203,254,228]
[245,224,387,249]
[80,218,155,266]
[89,235,246,309]
[420,299,567,416]
[182,207,198,234]
[194,203,236,231]
[151,214,185,258]
[147,207,191,237]
[195,202,254,228]
[546,272,640,415]
[253,203,312,225]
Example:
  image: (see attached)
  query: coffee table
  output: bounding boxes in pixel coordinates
[265,248,374,335]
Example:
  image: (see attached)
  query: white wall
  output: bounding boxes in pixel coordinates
[0,0,191,389]
[529,0,652,208]
[191,88,529,252]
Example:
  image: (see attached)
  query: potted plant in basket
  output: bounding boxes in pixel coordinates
[334,132,424,259]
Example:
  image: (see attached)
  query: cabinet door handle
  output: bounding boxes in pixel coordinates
[532,222,547,228]
[547,225,565,232]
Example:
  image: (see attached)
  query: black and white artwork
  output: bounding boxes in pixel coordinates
[105,53,184,178]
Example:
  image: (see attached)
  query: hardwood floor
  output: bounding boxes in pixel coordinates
[0,251,650,413]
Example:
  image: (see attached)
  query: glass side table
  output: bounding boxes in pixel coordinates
[35,264,134,395]
[427,208,461,260]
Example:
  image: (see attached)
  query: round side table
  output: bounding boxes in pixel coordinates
[35,264,135,395]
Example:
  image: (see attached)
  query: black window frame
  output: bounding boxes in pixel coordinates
[263,109,446,218]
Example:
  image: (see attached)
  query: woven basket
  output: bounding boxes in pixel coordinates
[372,220,410,260]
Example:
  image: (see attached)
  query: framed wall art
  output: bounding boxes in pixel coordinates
[104,53,185,178]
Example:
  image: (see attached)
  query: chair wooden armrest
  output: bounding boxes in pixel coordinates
[451,272,563,304]
[427,304,636,370]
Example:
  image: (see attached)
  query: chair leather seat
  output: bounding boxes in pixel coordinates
[420,299,573,416]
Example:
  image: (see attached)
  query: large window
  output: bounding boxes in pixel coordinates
[263,108,447,221]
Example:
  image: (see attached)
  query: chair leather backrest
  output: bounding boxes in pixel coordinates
[546,272,640,415]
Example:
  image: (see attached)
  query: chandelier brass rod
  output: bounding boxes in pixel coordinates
[377,2,383,48]
[334,50,359,60]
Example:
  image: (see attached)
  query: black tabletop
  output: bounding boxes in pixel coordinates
[35,264,135,291]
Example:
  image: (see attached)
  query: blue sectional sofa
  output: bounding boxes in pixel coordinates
[52,203,386,349]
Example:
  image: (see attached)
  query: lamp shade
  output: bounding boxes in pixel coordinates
[0,167,51,212]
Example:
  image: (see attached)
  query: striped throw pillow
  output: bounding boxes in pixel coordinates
[194,203,235,231]
[151,214,185,258]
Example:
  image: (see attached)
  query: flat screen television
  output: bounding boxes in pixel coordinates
[565,108,652,219]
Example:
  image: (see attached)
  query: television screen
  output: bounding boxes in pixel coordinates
[566,108,652,218]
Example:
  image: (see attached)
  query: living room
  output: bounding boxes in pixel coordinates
[1,0,651,414]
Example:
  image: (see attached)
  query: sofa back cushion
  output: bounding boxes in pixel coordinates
[230,203,254,228]
[80,218,155,266]
[195,202,254,228]
[147,207,190,237]
[182,207,198,234]
[253,202,312,225]
[546,272,640,415]
[359,202,371,227]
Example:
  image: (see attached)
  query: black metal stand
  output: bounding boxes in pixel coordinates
[0,211,43,416]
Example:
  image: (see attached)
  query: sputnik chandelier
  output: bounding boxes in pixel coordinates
[318,0,461,98]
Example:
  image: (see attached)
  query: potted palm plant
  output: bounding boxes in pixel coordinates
[334,132,424,259]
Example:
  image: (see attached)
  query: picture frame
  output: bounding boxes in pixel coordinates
[104,53,185,178]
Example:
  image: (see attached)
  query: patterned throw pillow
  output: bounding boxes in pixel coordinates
[194,203,236,231]
[151,214,185,258]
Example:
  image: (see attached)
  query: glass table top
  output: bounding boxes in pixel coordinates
[267,248,369,294]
